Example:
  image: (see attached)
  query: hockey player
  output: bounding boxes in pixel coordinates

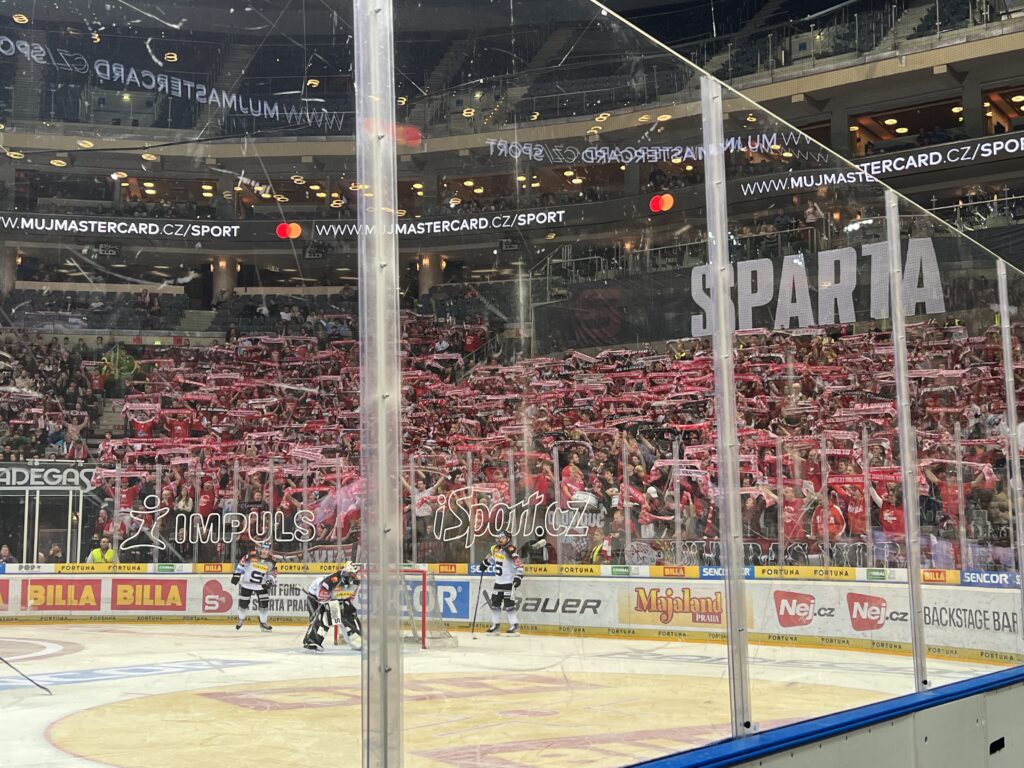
[481,530,523,635]
[303,562,361,652]
[231,541,278,631]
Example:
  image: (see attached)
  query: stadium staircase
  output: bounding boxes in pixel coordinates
[891,3,936,44]
[703,0,785,78]
[194,43,260,132]
[175,309,215,334]
[407,39,470,128]
[85,397,125,457]
[502,26,580,113]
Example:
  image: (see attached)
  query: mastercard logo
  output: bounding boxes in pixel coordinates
[649,193,675,213]
[275,222,302,239]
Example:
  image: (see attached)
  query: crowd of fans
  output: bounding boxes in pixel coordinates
[1,310,1021,576]
[0,334,104,463]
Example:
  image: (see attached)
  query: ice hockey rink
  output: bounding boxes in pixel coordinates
[0,622,1004,768]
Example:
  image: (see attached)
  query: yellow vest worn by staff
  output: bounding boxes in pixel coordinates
[87,547,115,563]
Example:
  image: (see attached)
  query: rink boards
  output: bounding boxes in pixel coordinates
[0,568,1022,664]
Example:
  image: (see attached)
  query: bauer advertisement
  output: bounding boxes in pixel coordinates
[2,572,1023,660]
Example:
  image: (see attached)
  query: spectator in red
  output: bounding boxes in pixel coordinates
[811,491,847,542]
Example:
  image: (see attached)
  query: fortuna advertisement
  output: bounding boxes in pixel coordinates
[3,574,1022,661]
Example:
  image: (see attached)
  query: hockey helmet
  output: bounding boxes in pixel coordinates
[342,561,359,576]
[496,530,512,546]
[256,541,272,556]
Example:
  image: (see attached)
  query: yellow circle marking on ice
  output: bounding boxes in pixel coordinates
[48,672,886,767]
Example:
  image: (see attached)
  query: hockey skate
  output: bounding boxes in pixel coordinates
[506,624,520,636]
[304,643,324,653]
[259,622,273,632]
[486,624,501,634]
[235,618,244,630]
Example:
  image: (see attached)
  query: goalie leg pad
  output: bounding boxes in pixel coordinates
[339,601,361,636]
[302,604,331,648]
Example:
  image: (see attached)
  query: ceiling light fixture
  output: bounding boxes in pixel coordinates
[76,139,94,148]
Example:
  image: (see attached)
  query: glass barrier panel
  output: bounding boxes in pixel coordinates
[0,0,362,764]
[713,87,920,733]
[898,201,1024,675]
[391,0,733,761]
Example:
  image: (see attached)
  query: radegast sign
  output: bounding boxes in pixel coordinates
[0,463,95,491]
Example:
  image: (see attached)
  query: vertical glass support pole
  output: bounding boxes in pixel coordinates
[954,422,968,570]
[621,436,631,557]
[466,451,477,565]
[75,491,83,563]
[409,457,417,563]
[231,460,240,565]
[776,437,785,566]
[336,455,344,563]
[21,489,28,566]
[32,491,40,565]
[672,439,682,560]
[551,447,562,562]
[884,189,929,692]
[995,260,1024,638]
[193,468,201,563]
[113,464,122,556]
[353,0,403,760]
[154,466,163,565]
[267,458,276,546]
[700,75,753,737]
[820,434,831,567]
[302,460,310,563]
[862,427,873,567]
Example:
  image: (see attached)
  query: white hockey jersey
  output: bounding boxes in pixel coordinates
[308,572,359,602]
[233,550,278,591]
[484,544,523,587]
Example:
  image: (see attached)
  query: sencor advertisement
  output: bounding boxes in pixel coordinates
[2,572,1024,661]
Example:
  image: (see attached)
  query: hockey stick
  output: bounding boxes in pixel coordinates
[469,568,485,638]
[0,654,52,695]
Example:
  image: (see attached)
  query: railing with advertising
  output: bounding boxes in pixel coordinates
[1,568,1020,665]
